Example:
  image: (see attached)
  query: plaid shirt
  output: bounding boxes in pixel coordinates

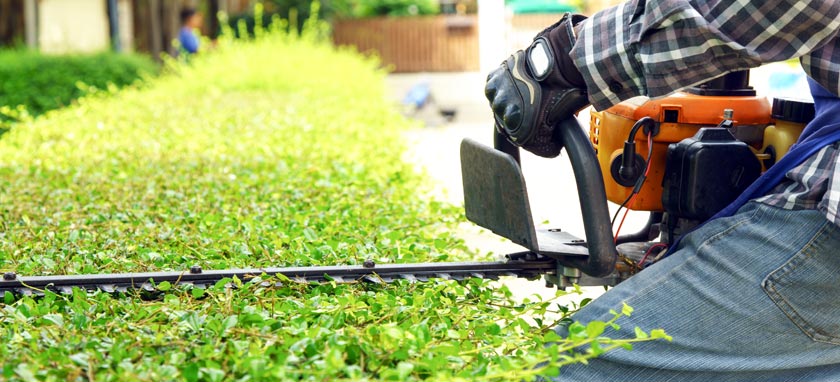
[570,0,840,224]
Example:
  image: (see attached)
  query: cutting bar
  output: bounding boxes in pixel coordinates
[0,255,558,296]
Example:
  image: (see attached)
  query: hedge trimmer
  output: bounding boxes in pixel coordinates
[0,116,618,296]
[1,71,812,297]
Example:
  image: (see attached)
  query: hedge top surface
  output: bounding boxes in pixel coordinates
[0,32,467,276]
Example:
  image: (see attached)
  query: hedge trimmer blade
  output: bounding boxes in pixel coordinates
[1,254,558,296]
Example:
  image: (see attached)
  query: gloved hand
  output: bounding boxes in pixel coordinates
[485,13,589,158]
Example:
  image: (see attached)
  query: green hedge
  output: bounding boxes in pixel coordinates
[0,50,157,117]
[0,24,662,381]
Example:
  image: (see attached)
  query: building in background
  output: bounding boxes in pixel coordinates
[0,0,251,59]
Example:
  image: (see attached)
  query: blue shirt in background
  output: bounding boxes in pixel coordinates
[179,27,199,54]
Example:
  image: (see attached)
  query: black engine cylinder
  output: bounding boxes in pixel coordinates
[662,128,761,221]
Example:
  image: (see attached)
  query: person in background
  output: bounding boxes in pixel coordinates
[178,7,202,55]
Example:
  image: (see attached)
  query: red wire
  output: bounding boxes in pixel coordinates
[643,133,654,177]
[613,132,655,242]
[614,196,634,243]
[638,243,668,269]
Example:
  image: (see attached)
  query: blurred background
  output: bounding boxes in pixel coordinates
[0,0,620,64]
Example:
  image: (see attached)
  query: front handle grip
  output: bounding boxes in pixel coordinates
[557,118,617,277]
[494,119,617,278]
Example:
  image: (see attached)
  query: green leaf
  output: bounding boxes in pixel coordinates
[585,321,607,338]
[157,281,172,291]
[182,363,200,382]
[69,353,90,367]
[42,313,64,328]
[303,228,318,241]
[14,364,36,382]
[621,303,635,317]
[634,326,649,339]
[222,315,238,332]
[190,287,206,298]
[568,322,586,339]
[201,367,225,382]
[396,361,414,380]
[650,329,673,341]
[589,340,603,356]
[326,347,344,370]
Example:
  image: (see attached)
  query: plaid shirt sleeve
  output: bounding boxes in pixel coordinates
[570,0,840,111]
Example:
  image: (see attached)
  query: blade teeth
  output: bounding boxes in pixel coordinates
[100,284,116,293]
[59,286,75,294]
[401,274,417,282]
[363,275,382,284]
[470,272,485,279]
[294,276,307,283]
[435,273,451,280]
[142,283,155,292]
[330,276,345,283]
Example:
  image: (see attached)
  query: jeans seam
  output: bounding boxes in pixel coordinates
[761,222,840,345]
[691,205,763,253]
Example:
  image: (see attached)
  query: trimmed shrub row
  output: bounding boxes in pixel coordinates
[0,50,157,116]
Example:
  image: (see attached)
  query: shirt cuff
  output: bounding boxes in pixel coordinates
[570,2,646,111]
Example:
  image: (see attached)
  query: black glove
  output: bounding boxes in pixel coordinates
[485,13,589,158]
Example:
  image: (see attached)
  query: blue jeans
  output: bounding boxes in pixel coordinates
[553,202,840,381]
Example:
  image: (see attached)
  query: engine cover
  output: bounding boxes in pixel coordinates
[661,128,762,221]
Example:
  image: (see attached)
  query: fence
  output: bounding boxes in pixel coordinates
[332,15,479,73]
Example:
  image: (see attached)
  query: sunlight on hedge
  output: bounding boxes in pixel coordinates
[0,15,664,382]
[0,20,469,276]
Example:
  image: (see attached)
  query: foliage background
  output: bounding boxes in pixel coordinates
[226,0,440,37]
[0,50,157,117]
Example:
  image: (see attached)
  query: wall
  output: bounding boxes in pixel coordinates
[38,0,110,53]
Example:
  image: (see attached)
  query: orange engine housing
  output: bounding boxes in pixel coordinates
[589,92,772,212]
